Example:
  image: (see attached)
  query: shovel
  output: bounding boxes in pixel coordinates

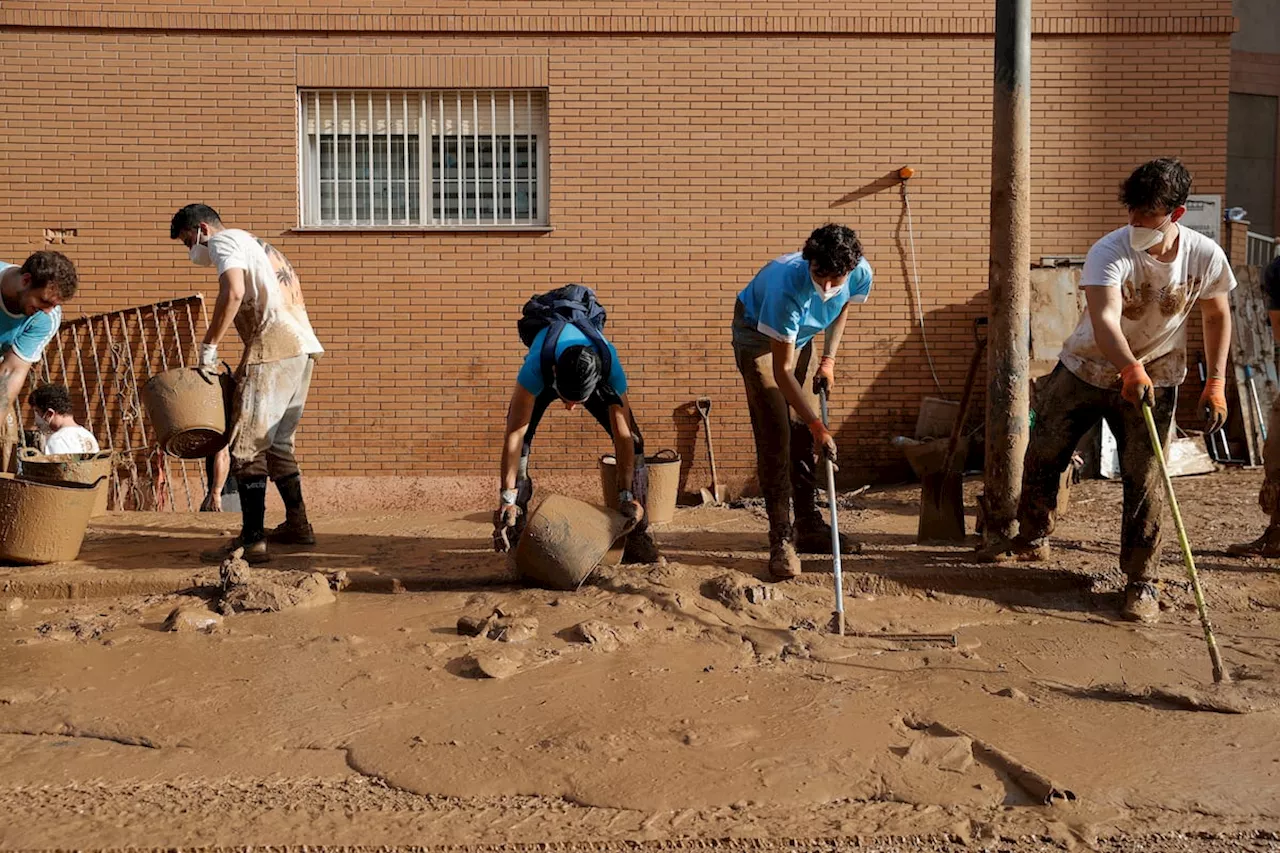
[917,319,987,543]
[695,397,727,505]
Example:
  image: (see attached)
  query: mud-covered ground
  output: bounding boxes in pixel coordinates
[3,469,1280,851]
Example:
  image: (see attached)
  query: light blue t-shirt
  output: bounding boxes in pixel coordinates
[737,252,872,347]
[0,262,60,364]
[517,324,628,397]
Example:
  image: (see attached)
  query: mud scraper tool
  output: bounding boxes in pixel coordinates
[695,397,727,505]
[819,389,846,636]
[1142,400,1229,684]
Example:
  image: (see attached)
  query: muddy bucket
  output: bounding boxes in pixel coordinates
[0,473,103,564]
[17,447,113,516]
[141,366,232,459]
[513,494,633,590]
[599,449,681,525]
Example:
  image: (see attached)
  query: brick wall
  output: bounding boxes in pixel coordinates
[0,4,1236,509]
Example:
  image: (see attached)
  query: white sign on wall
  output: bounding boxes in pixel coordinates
[1183,194,1223,246]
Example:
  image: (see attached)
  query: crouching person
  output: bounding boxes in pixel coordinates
[170,204,324,564]
[493,285,660,565]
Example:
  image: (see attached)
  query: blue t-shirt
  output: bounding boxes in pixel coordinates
[0,262,60,364]
[737,252,872,347]
[517,324,628,397]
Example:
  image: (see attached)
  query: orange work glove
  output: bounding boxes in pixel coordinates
[807,419,838,468]
[812,355,836,394]
[1199,377,1228,434]
[1119,362,1155,407]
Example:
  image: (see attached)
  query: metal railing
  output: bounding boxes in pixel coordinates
[1247,231,1279,267]
[22,295,211,511]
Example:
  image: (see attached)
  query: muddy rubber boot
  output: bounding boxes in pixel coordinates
[620,528,662,565]
[1227,525,1280,557]
[202,476,270,564]
[768,526,802,580]
[1121,580,1160,624]
[267,474,316,546]
[975,534,1051,564]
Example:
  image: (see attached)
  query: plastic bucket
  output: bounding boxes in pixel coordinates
[599,449,681,525]
[141,367,233,459]
[17,447,113,516]
[0,473,104,564]
[513,494,632,590]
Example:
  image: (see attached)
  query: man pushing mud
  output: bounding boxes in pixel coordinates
[171,204,324,564]
[734,224,872,580]
[981,158,1235,624]
[493,284,660,565]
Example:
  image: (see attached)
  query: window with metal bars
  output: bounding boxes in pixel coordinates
[299,89,548,228]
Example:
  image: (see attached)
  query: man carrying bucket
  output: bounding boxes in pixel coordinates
[170,204,323,564]
[493,284,660,565]
[734,224,872,580]
[0,252,79,473]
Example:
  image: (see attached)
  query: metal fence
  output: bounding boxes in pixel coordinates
[22,295,212,512]
[1247,231,1279,267]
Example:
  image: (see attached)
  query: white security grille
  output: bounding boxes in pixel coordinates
[299,89,548,228]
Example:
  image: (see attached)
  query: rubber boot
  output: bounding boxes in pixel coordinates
[621,527,662,564]
[789,421,861,554]
[768,524,802,580]
[1227,522,1280,557]
[202,476,269,564]
[975,534,1051,564]
[267,473,316,545]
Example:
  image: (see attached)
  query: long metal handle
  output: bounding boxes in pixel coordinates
[1142,402,1228,683]
[820,390,845,636]
[1246,366,1268,442]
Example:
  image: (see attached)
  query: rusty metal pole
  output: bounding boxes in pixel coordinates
[983,0,1032,543]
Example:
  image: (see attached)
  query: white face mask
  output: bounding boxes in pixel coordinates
[1128,215,1172,253]
[34,412,52,434]
[811,274,847,302]
[189,231,214,267]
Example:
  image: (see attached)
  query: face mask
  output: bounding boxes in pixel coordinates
[812,274,847,302]
[189,231,214,267]
[1128,215,1172,253]
[34,413,51,433]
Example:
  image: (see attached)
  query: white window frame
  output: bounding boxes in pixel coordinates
[296,88,550,230]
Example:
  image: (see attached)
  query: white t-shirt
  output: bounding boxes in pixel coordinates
[1059,224,1236,389]
[207,229,324,365]
[43,425,100,455]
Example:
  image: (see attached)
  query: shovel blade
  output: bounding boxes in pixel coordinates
[700,487,716,505]
[917,471,966,543]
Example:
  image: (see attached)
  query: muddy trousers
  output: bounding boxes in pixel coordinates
[1258,394,1280,525]
[732,331,825,542]
[519,387,650,537]
[1018,362,1176,583]
[228,354,316,543]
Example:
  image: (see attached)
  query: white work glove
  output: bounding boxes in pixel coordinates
[197,344,219,382]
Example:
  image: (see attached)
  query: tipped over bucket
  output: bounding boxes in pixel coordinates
[513,494,633,590]
[141,366,233,459]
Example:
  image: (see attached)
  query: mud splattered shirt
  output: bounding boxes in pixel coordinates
[207,230,324,366]
[1059,225,1236,389]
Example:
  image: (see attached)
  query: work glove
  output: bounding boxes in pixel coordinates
[807,420,839,470]
[1119,362,1155,407]
[1199,378,1228,434]
[492,502,522,553]
[618,491,645,529]
[812,355,836,395]
[197,344,219,383]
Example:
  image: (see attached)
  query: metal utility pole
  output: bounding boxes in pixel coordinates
[983,0,1032,542]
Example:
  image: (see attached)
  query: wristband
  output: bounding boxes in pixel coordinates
[618,489,635,504]
[500,488,518,506]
